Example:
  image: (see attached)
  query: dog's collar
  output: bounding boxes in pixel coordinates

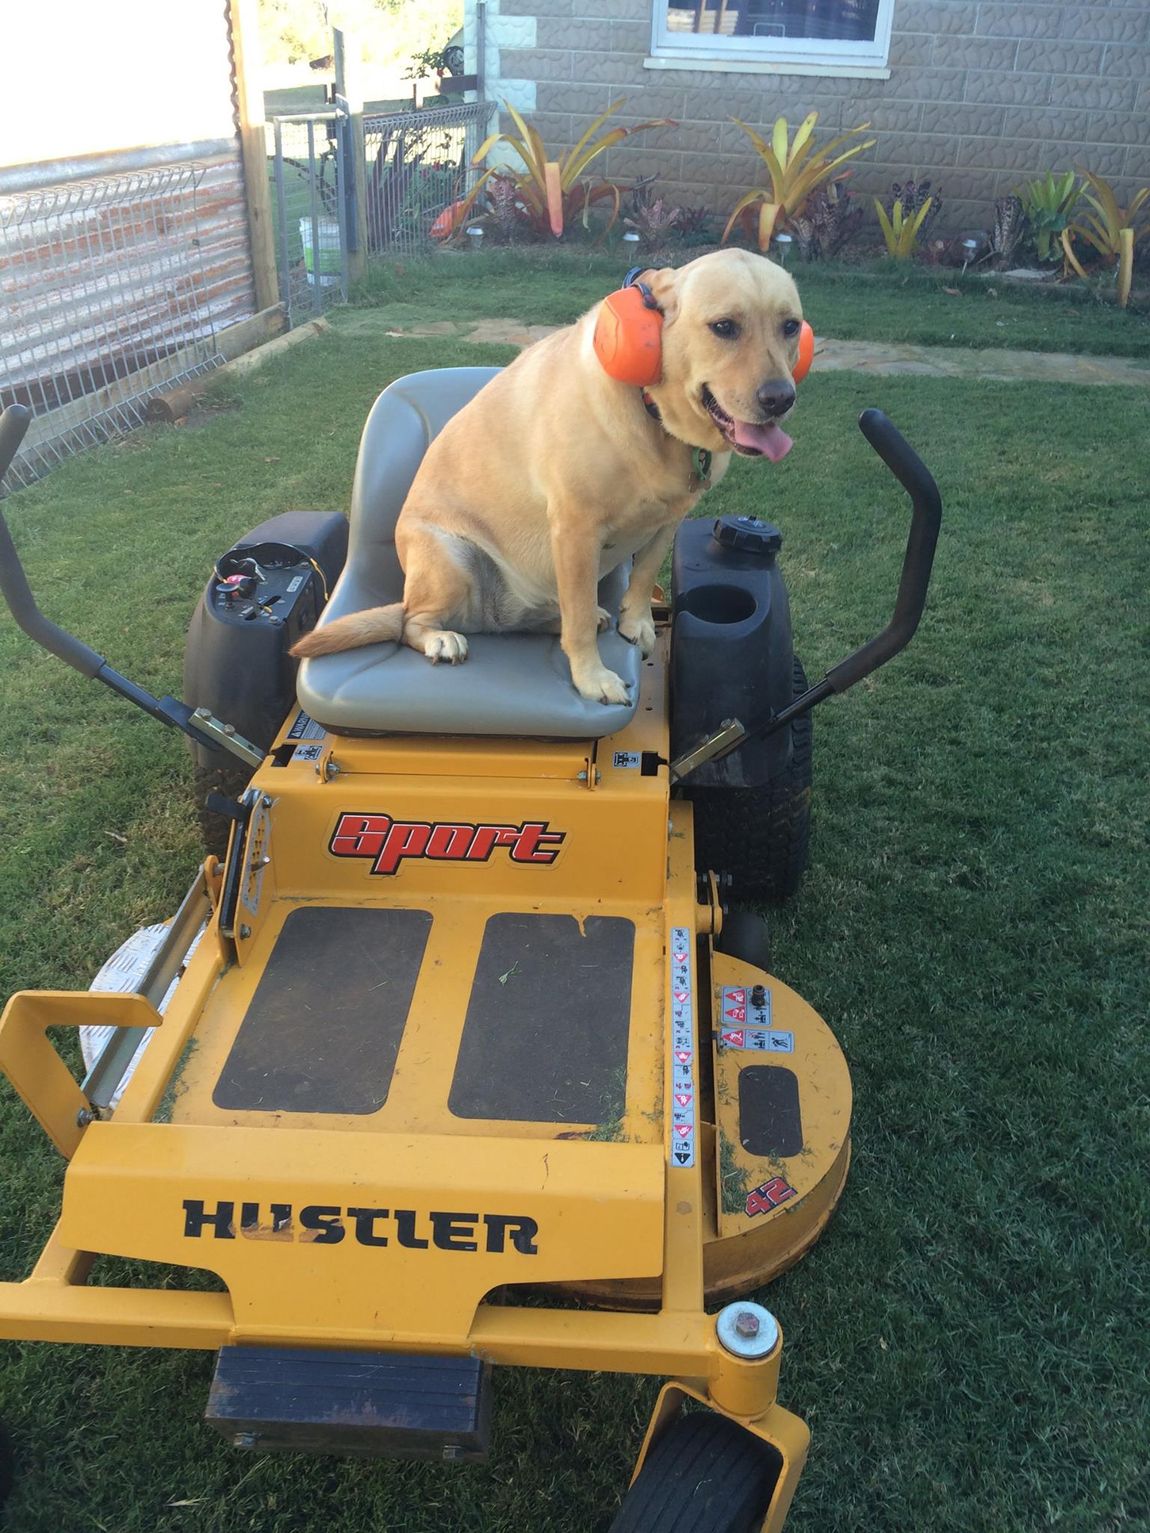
[641,388,712,490]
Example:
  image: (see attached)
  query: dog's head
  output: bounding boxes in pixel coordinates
[639,248,804,462]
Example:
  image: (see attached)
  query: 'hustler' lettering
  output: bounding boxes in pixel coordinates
[329,813,565,876]
[181,1200,539,1254]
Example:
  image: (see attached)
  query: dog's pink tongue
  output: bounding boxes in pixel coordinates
[733,420,793,462]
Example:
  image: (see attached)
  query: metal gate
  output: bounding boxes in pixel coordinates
[268,98,495,324]
[268,107,351,327]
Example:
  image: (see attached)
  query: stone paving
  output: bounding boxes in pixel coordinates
[341,311,1150,387]
[812,336,1150,387]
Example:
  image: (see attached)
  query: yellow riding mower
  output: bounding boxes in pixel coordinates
[0,379,940,1531]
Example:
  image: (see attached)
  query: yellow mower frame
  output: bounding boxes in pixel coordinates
[0,393,940,1531]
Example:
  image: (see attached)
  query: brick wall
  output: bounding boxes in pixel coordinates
[473,0,1150,235]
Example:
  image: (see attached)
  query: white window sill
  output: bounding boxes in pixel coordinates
[644,54,891,80]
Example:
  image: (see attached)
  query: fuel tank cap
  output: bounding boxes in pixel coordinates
[712,515,783,558]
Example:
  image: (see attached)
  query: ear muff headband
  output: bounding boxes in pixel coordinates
[592,286,817,391]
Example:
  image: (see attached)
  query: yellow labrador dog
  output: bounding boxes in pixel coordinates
[293,248,803,704]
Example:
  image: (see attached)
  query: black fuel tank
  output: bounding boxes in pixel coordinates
[670,515,796,788]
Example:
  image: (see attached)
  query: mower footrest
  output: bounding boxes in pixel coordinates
[205,1345,491,1461]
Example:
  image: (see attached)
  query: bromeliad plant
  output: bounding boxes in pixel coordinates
[1020,170,1080,262]
[460,100,675,240]
[722,112,875,252]
[874,195,935,260]
[624,177,683,245]
[792,180,864,261]
[1061,169,1149,309]
[989,194,1026,269]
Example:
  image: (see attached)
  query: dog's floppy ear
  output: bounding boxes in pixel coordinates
[592,267,678,387]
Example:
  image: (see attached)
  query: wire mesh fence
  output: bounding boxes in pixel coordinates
[0,166,224,490]
[362,101,494,258]
[268,110,350,328]
[266,100,494,325]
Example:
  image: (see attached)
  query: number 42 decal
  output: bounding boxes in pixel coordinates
[745,1176,798,1218]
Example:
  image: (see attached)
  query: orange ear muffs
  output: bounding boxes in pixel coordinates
[594,289,813,391]
[593,285,664,387]
[793,320,815,384]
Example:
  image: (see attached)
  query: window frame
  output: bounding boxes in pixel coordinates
[648,0,895,76]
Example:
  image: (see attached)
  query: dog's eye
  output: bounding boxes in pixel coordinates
[710,319,739,340]
[783,318,802,339]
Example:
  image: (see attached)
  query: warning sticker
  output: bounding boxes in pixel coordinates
[722,984,771,1028]
[669,924,696,1169]
[293,742,323,763]
[287,711,326,742]
[612,750,641,770]
[718,1028,794,1055]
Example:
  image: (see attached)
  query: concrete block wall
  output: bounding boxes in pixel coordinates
[473,0,1150,235]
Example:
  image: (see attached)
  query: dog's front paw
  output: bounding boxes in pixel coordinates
[596,606,613,634]
[573,666,632,706]
[422,630,469,665]
[617,611,656,656]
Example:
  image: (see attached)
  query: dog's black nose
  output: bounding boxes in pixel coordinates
[757,379,795,418]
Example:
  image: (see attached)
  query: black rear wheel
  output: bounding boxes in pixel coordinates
[0,1421,15,1507]
[609,1411,782,1532]
[690,656,812,904]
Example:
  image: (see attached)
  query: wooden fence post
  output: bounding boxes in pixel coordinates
[334,28,369,285]
[228,0,279,313]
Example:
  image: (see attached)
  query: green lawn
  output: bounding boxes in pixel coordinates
[354,247,1150,360]
[1,323,1148,1532]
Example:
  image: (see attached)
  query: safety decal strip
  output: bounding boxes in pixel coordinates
[669,925,696,1169]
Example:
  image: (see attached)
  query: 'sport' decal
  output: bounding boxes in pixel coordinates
[329,813,565,876]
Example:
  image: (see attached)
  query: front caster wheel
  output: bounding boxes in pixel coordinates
[609,1411,782,1532]
[715,908,771,972]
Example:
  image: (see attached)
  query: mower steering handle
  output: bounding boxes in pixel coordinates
[0,403,31,484]
[0,405,107,678]
[820,408,943,696]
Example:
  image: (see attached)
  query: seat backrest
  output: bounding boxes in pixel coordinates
[345,367,502,603]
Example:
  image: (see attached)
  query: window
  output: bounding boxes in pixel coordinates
[649,0,894,75]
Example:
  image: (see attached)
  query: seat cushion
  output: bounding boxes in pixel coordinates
[296,369,640,739]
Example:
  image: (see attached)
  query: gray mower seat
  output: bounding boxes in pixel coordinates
[296,368,640,738]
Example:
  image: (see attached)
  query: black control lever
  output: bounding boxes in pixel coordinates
[0,405,262,768]
[670,409,943,783]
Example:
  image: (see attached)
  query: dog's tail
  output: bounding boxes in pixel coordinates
[291,603,405,658]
